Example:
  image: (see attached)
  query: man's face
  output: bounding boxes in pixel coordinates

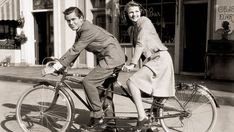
[65,12,83,31]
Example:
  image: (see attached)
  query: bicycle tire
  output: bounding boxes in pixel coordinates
[159,83,217,132]
[16,83,74,132]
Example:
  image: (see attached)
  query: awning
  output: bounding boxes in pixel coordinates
[0,0,20,20]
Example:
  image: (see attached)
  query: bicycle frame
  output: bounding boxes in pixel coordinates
[41,71,192,122]
[49,72,137,119]
[16,58,219,132]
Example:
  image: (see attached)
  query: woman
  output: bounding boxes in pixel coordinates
[122,1,175,129]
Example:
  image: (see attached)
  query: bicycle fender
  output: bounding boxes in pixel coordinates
[197,84,220,108]
[59,87,75,110]
[33,81,56,87]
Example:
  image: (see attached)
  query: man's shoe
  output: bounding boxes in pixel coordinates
[103,126,118,132]
[80,117,104,131]
[88,117,104,128]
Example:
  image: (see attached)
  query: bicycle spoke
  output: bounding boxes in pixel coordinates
[16,84,73,132]
[160,84,217,132]
[44,111,68,121]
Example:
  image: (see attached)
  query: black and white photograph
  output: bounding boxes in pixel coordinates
[0,0,234,131]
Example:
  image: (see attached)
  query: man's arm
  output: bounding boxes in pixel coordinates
[59,25,98,67]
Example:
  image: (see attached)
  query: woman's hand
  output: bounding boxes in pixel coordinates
[122,64,135,72]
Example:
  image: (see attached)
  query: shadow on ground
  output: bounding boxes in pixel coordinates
[2,103,137,132]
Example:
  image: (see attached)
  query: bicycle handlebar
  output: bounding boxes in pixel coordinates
[43,57,87,77]
[42,56,128,77]
[42,56,57,65]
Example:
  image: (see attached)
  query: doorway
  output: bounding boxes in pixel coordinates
[182,3,207,73]
[34,12,54,64]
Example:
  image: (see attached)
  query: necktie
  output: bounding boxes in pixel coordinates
[132,26,137,47]
[75,32,80,42]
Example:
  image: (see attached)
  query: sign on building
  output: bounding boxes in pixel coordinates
[215,0,234,32]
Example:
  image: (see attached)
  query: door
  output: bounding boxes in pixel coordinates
[182,3,207,73]
[34,12,54,64]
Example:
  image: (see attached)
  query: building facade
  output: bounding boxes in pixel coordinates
[0,0,234,80]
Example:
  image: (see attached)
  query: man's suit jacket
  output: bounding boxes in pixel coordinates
[59,20,125,69]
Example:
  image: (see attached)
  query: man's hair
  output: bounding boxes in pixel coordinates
[63,7,84,18]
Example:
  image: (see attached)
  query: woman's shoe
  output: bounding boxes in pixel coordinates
[135,117,150,130]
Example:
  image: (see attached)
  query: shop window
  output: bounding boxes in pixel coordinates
[0,20,18,49]
[95,15,106,29]
[33,0,53,10]
[91,0,113,32]
[91,0,105,8]
[119,0,176,44]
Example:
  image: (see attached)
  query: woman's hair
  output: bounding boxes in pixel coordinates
[123,1,146,26]
[63,7,84,18]
[124,1,146,16]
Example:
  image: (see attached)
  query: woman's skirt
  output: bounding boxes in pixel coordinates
[129,51,175,97]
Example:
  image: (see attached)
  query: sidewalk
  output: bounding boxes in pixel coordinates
[0,66,234,106]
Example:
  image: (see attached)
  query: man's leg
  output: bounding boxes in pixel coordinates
[82,66,114,119]
[99,83,115,117]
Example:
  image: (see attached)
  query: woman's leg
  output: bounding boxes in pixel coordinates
[126,79,146,121]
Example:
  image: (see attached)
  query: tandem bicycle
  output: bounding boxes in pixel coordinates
[16,58,219,132]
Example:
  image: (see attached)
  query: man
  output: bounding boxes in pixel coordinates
[43,7,125,127]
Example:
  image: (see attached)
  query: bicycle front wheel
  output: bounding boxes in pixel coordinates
[16,83,73,132]
[159,83,217,132]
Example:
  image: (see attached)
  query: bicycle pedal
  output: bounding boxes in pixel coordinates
[134,127,157,132]
[103,104,111,112]
[80,128,96,132]
[134,129,142,132]
[133,124,154,132]
[149,127,160,132]
[80,125,98,132]
[80,129,89,132]
[102,126,118,132]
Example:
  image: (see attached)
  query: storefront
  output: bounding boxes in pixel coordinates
[88,0,177,70]
[0,0,21,65]
[1,0,234,80]
[206,0,234,80]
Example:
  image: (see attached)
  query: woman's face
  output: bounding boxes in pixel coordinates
[127,6,141,22]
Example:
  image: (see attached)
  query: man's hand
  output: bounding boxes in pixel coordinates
[122,64,135,72]
[42,66,56,76]
[42,61,63,76]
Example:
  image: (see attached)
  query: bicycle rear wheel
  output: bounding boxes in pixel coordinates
[159,83,217,132]
[16,83,73,132]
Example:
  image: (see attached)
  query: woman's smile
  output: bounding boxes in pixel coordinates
[127,6,141,22]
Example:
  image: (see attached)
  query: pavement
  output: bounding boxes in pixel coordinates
[0,65,234,106]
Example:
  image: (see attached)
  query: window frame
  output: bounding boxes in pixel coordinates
[118,0,176,44]
[0,20,18,49]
